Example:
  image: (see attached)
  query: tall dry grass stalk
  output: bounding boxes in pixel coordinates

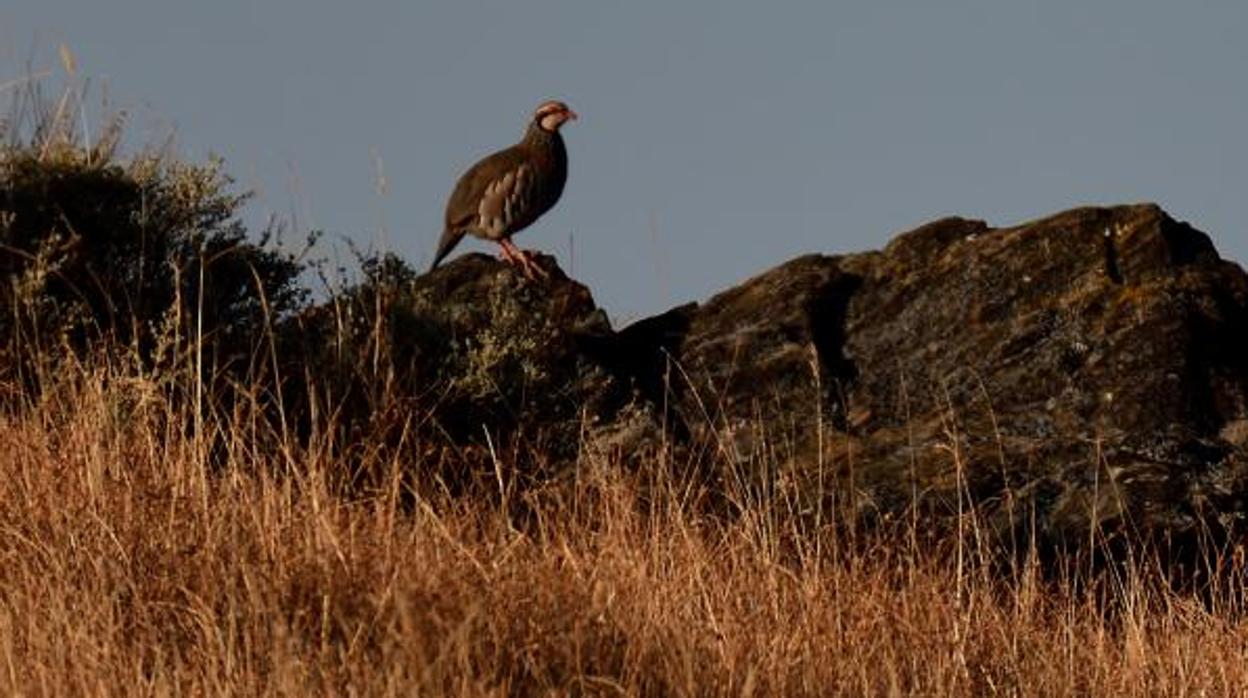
[1,357,1247,697]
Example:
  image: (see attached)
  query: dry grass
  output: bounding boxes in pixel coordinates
[0,364,1246,697]
[3,64,1248,697]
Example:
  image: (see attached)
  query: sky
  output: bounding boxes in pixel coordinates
[3,2,1246,323]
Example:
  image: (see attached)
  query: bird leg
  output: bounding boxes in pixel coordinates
[498,239,548,279]
[496,241,520,264]
[517,249,549,279]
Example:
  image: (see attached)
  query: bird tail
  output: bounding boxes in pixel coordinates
[429,228,465,271]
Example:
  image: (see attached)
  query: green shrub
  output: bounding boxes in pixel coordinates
[0,143,305,392]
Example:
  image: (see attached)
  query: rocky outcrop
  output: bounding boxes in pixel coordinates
[834,206,1248,549]
[372,204,1248,550]
[285,252,619,479]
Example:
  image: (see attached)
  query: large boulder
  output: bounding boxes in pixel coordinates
[838,205,1248,549]
[600,203,1248,550]
[299,204,1248,550]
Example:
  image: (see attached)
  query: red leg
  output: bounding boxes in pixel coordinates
[496,240,519,263]
[499,239,547,279]
[516,248,549,279]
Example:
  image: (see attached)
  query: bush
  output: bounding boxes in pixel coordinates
[0,143,306,394]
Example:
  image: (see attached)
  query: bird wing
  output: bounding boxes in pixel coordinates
[476,162,536,238]
[444,146,534,238]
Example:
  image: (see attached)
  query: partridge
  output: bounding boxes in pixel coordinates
[430,100,577,278]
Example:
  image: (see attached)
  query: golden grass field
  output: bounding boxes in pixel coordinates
[2,362,1247,697]
[3,74,1248,697]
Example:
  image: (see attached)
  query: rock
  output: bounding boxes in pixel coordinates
[295,204,1248,552]
[835,204,1248,549]
[575,204,1247,551]
[284,252,623,480]
[602,203,1248,550]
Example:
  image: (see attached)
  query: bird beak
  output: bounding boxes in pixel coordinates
[566,109,579,121]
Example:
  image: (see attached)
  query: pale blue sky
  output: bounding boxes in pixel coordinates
[3,2,1246,321]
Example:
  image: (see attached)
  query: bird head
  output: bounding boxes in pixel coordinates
[534,100,578,133]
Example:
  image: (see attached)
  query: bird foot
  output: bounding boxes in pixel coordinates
[496,240,549,280]
[515,250,550,280]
